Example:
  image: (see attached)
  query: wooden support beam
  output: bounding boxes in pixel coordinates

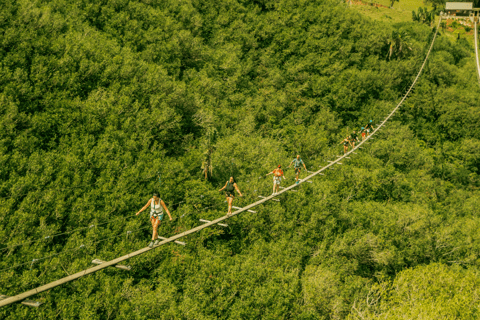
[157,236,186,246]
[2,295,40,308]
[232,206,256,213]
[92,259,131,271]
[335,162,343,165]
[0,295,42,308]
[199,219,228,227]
[258,196,280,202]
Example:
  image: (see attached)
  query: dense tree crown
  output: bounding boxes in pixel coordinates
[1,0,480,318]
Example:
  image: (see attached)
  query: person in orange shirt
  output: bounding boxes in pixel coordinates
[266,165,285,195]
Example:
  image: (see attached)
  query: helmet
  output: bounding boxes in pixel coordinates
[278,165,281,168]
[369,120,373,122]
[361,127,364,129]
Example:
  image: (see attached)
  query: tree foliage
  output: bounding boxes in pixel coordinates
[0,0,480,319]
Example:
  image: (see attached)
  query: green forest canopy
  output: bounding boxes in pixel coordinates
[1,0,480,318]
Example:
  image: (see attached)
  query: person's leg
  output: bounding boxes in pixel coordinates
[152,218,161,241]
[227,196,233,214]
[151,218,156,241]
[155,220,161,240]
[272,180,276,194]
[148,218,156,247]
[153,218,163,245]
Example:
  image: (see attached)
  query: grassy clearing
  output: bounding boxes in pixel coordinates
[350,4,413,23]
[350,0,432,23]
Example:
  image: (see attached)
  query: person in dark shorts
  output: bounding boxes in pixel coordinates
[350,130,360,148]
[340,136,352,154]
[289,155,307,184]
[219,176,243,215]
[136,192,173,248]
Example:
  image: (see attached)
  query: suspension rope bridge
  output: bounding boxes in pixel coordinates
[474,19,480,86]
[0,18,442,308]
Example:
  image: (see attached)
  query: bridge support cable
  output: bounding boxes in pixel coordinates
[474,20,480,87]
[0,18,442,309]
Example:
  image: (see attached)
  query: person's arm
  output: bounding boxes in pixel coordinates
[161,200,173,221]
[266,171,273,176]
[136,199,152,216]
[234,183,243,197]
[288,160,294,168]
[303,162,307,170]
[219,182,228,192]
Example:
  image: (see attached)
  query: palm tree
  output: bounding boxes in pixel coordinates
[386,30,413,60]
[201,128,217,180]
[390,0,399,8]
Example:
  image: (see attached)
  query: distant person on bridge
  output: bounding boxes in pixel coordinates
[289,155,307,184]
[136,192,173,248]
[340,137,353,154]
[361,127,366,141]
[219,177,243,215]
[365,120,374,137]
[266,165,285,195]
[351,130,360,148]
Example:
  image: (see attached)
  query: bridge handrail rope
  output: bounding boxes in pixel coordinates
[0,18,442,308]
[474,20,480,87]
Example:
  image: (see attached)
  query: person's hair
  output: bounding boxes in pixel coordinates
[153,192,159,197]
[277,165,281,168]
[229,176,236,183]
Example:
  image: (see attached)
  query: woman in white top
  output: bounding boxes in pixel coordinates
[136,192,173,248]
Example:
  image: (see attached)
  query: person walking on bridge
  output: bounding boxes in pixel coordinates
[219,177,243,215]
[340,137,353,154]
[289,155,307,184]
[136,192,173,248]
[365,120,374,137]
[266,165,285,195]
[360,127,366,141]
[351,130,360,148]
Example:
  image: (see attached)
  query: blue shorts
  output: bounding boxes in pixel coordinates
[150,213,164,221]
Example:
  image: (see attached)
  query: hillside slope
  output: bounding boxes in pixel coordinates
[1,0,480,318]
